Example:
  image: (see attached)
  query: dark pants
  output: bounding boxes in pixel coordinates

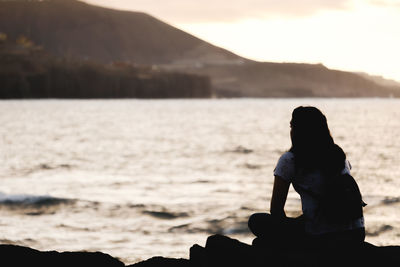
[248,213,365,249]
[248,213,306,248]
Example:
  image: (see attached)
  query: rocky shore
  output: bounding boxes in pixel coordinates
[1,235,400,266]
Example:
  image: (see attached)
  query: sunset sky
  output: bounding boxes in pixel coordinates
[84,0,400,82]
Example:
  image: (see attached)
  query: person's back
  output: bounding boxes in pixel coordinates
[274,150,365,240]
[248,106,365,248]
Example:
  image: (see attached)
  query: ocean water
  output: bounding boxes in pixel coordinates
[0,98,399,264]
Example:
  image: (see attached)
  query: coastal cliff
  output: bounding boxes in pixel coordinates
[0,38,212,99]
[1,235,400,267]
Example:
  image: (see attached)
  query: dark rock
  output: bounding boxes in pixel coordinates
[0,244,124,267]
[189,234,400,267]
[2,235,400,267]
[126,257,190,267]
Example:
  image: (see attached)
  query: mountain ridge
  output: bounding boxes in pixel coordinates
[0,0,244,66]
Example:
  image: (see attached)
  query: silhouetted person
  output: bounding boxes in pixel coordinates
[248,106,365,249]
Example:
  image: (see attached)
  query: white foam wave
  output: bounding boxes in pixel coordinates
[0,192,71,206]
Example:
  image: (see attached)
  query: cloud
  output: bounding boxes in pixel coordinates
[85,0,352,23]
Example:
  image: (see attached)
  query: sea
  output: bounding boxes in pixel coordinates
[0,98,399,264]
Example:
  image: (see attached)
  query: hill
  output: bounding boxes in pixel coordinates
[175,62,400,97]
[0,0,242,66]
[0,0,399,98]
[355,72,400,88]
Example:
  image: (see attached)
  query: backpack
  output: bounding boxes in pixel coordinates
[300,173,367,223]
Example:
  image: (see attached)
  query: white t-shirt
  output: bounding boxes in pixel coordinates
[274,151,364,235]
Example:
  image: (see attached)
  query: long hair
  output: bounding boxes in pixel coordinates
[289,106,345,175]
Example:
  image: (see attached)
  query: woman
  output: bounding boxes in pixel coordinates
[248,106,365,248]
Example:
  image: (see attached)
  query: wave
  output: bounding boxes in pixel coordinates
[142,210,189,219]
[35,163,73,170]
[242,163,262,170]
[366,225,394,237]
[125,203,190,220]
[382,197,400,205]
[0,238,37,246]
[227,146,253,154]
[169,222,249,235]
[0,192,74,207]
[168,216,250,235]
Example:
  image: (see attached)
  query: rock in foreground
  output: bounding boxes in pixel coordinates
[0,244,124,267]
[189,235,400,267]
[1,235,400,266]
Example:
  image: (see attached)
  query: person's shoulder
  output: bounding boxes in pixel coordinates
[279,151,295,161]
[342,159,352,174]
[274,151,295,181]
[276,151,295,168]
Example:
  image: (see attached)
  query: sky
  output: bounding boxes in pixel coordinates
[83,0,400,82]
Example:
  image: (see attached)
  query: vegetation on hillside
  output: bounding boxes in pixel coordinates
[0,35,212,99]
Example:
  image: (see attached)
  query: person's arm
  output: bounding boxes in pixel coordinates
[270,175,290,217]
